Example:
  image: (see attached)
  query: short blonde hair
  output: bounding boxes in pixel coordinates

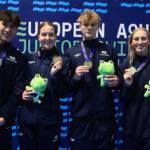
[77,11,101,25]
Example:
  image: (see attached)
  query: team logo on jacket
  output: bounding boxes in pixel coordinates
[7,56,17,63]
[100,51,108,56]
[52,135,58,142]
[28,61,36,64]
[74,53,82,58]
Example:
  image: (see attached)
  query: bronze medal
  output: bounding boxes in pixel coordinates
[84,61,92,69]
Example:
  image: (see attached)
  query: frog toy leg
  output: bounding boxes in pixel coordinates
[144,84,150,98]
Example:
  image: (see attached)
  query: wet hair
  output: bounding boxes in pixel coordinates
[77,11,101,25]
[38,21,57,35]
[38,21,60,56]
[0,10,21,28]
[128,27,150,65]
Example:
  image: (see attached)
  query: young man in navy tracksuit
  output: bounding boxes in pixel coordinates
[65,11,119,150]
[0,10,25,150]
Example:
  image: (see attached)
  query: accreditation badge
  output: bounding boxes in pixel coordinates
[84,60,92,69]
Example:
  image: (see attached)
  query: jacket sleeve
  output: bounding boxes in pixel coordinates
[50,56,71,98]
[0,54,25,127]
[64,48,84,90]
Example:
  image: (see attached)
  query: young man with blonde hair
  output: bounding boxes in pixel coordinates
[65,11,119,150]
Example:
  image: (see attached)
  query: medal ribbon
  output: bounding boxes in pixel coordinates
[0,52,7,62]
[81,41,96,61]
[136,56,150,73]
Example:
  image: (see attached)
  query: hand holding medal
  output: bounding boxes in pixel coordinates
[51,56,63,76]
[128,66,137,75]
[84,60,92,69]
[75,65,89,80]
[52,56,61,64]
[123,68,134,86]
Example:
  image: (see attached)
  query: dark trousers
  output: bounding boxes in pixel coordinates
[123,133,150,150]
[19,124,60,150]
[70,119,116,150]
[0,127,12,150]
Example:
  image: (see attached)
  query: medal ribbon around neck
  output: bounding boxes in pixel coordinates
[0,52,7,66]
[130,56,150,74]
[136,56,150,72]
[81,41,96,61]
[81,41,96,69]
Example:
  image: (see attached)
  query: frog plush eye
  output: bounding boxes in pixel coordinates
[100,60,105,64]
[108,60,114,64]
[44,78,48,82]
[35,74,40,77]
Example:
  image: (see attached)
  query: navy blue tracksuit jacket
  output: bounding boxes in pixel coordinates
[65,40,118,122]
[119,55,150,138]
[0,42,25,127]
[18,49,70,126]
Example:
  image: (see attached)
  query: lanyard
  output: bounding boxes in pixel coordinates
[81,41,96,61]
[0,52,7,66]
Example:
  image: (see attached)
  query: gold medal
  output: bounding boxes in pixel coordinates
[52,56,60,64]
[0,59,2,66]
[84,61,92,69]
[129,66,137,75]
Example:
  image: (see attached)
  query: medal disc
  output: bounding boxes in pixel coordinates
[0,59,2,66]
[84,61,92,69]
[52,56,60,64]
[129,66,137,75]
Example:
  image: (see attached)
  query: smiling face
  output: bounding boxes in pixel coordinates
[0,21,18,44]
[131,30,150,56]
[38,24,57,50]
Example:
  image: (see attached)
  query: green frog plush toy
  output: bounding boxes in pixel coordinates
[26,74,48,104]
[144,80,150,98]
[97,60,115,87]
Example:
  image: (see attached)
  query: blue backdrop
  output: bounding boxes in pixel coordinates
[0,0,150,150]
